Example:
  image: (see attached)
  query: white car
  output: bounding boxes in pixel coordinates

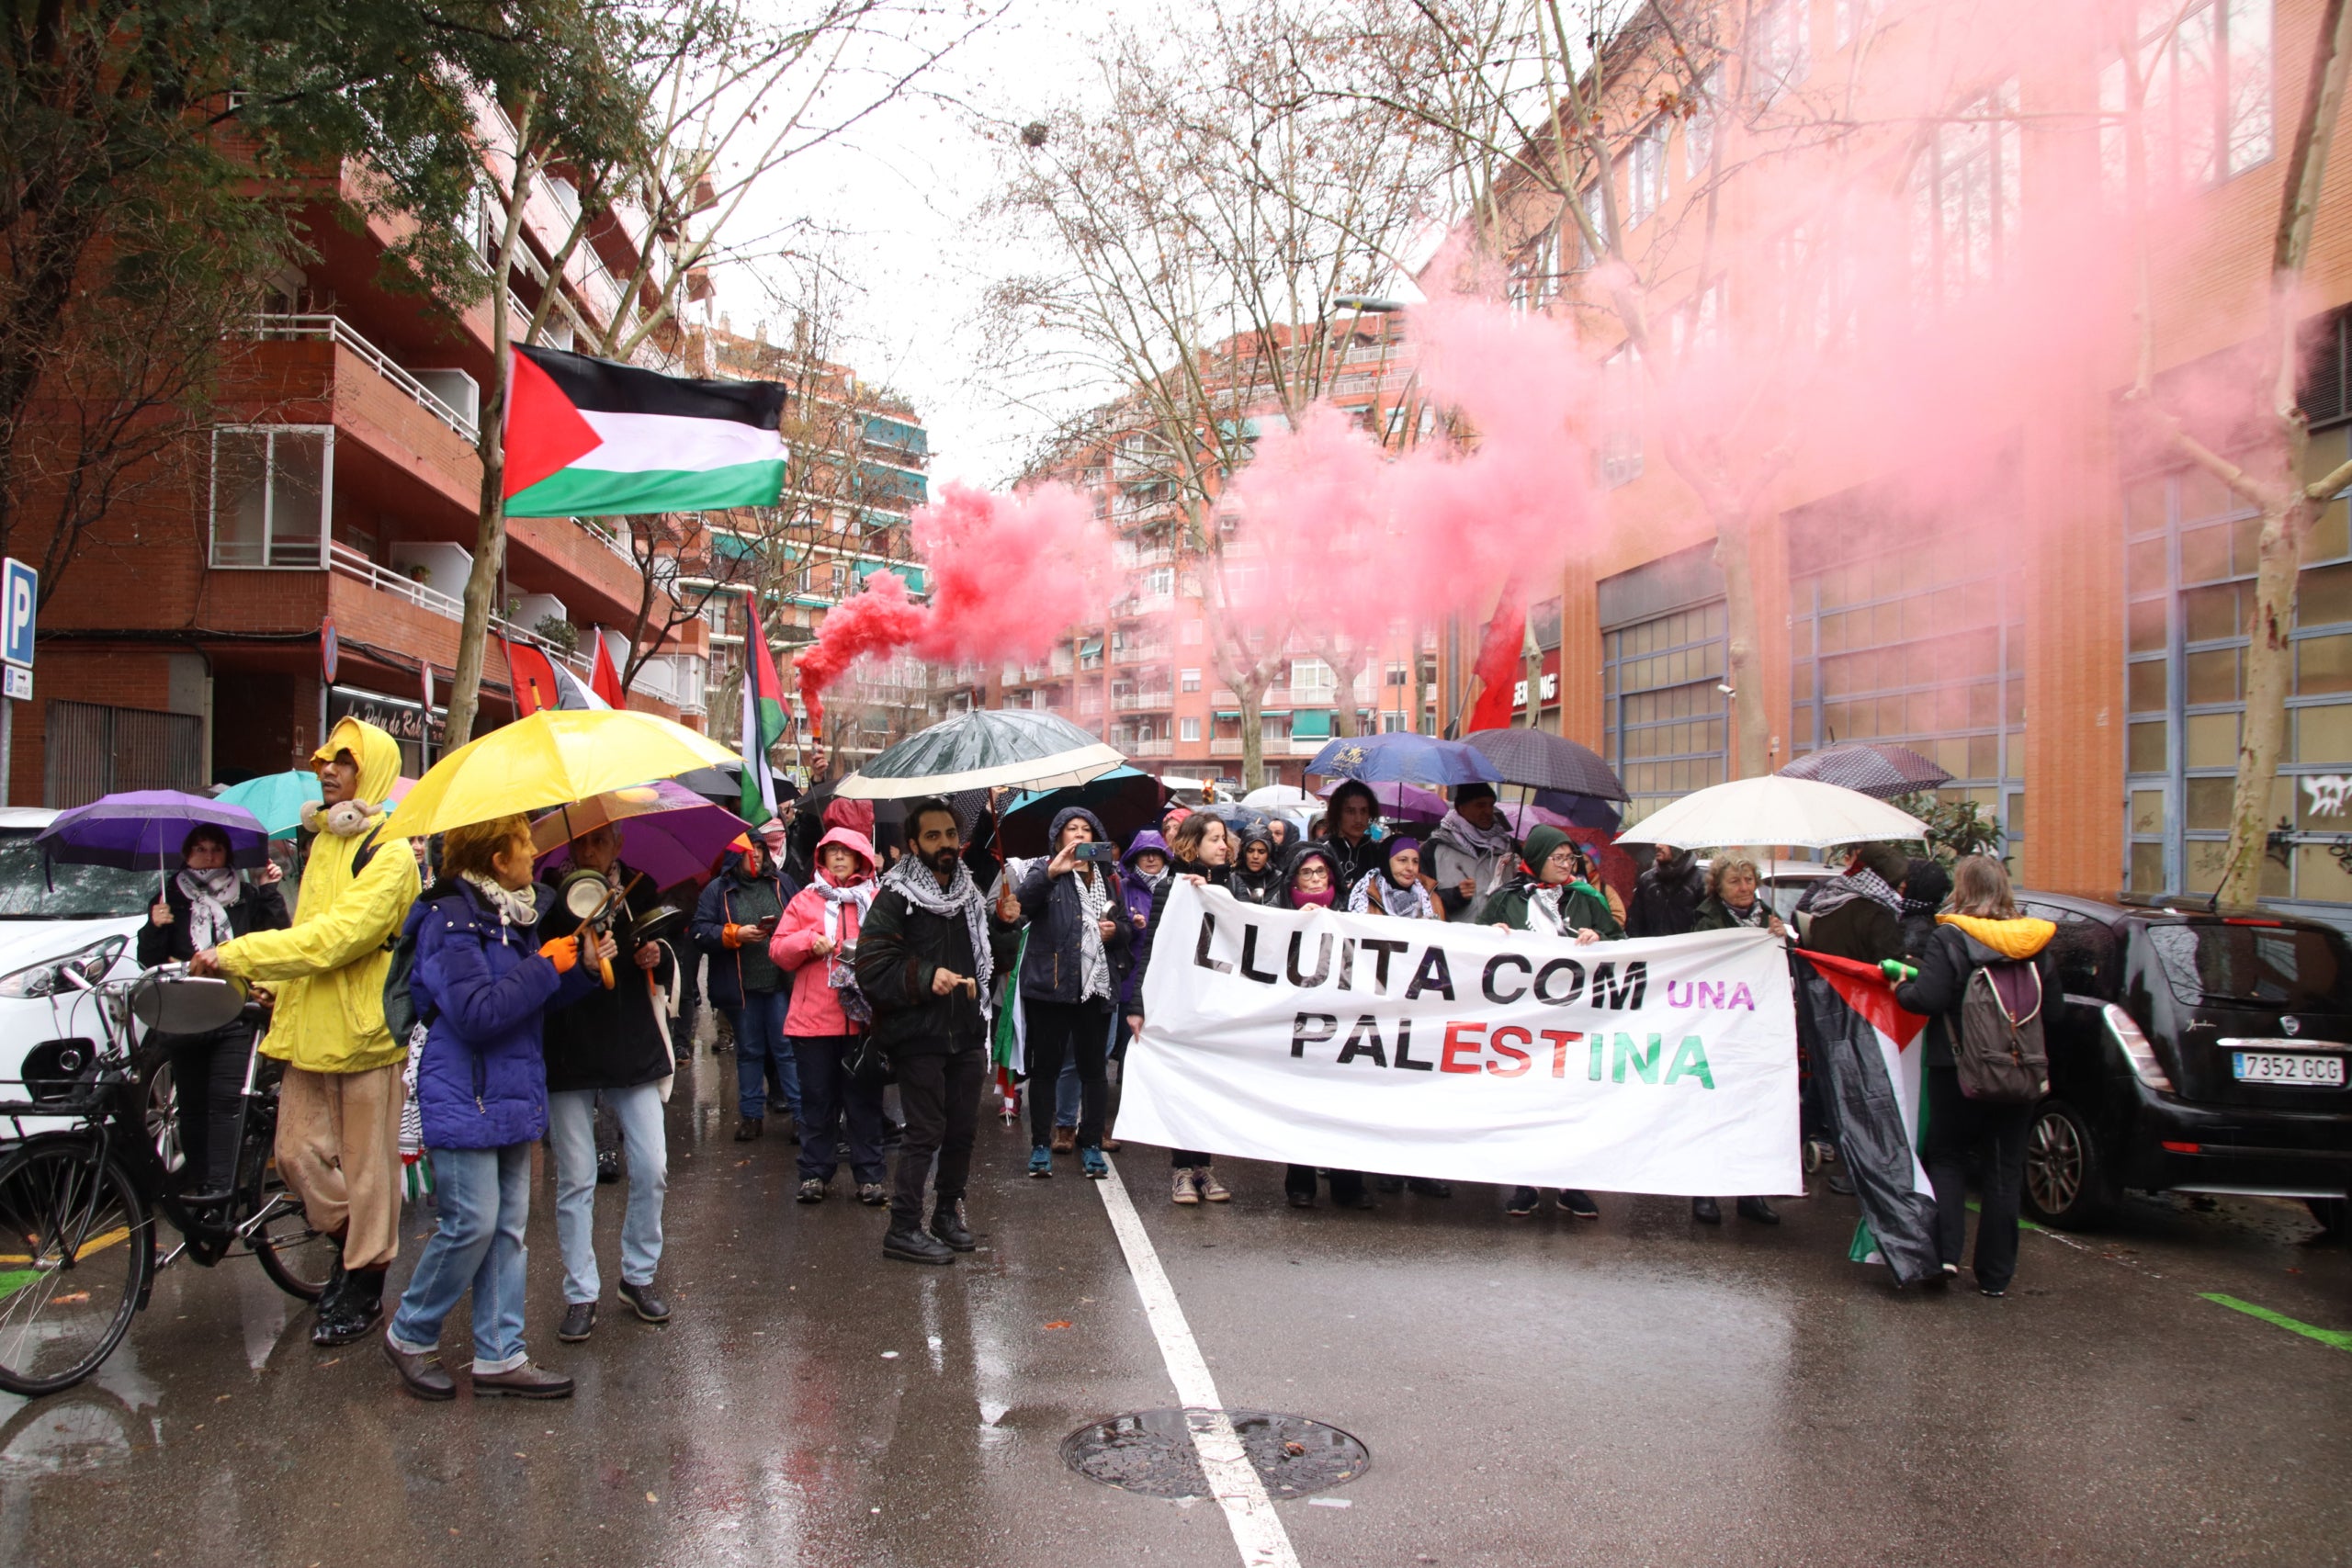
[0,807,158,1134]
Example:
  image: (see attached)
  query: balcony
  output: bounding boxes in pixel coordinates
[1114,689,1174,712]
[249,314,479,438]
[1128,738,1175,757]
[1209,739,1245,757]
[1114,643,1170,667]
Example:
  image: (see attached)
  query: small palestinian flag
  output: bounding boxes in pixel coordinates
[1792,949,1942,1285]
[739,598,789,827]
[502,344,786,517]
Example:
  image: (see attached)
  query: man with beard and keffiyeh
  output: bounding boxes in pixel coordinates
[854,796,1024,1267]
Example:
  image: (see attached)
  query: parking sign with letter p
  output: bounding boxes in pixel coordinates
[2,558,34,671]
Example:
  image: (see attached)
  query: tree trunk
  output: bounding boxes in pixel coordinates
[1713,509,1771,780]
[445,443,509,748]
[1238,681,1267,791]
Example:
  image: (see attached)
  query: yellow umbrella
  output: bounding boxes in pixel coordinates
[382,709,740,838]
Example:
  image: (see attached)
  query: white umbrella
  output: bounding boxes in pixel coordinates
[1618,776,1927,851]
[1241,784,1312,809]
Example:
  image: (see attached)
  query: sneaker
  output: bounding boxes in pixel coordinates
[1195,1170,1230,1202]
[1027,1145,1054,1179]
[883,1224,956,1265]
[595,1149,622,1184]
[1050,1125,1077,1154]
[1171,1168,1201,1205]
[1557,1190,1600,1219]
[1980,1286,2007,1298]
[1507,1186,1540,1217]
[472,1362,575,1399]
[557,1301,596,1343]
[796,1178,828,1203]
[617,1279,671,1324]
[856,1182,889,1206]
[734,1116,763,1143]
[1080,1145,1110,1179]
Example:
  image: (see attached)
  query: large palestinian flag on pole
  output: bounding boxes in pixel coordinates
[1792,949,1943,1286]
[502,344,787,517]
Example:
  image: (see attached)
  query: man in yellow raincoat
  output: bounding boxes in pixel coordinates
[192,716,421,1344]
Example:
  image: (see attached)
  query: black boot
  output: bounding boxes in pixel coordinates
[1736,1196,1781,1224]
[883,1224,955,1266]
[313,1266,385,1346]
[309,1256,348,1345]
[1690,1196,1724,1224]
[930,1198,976,1253]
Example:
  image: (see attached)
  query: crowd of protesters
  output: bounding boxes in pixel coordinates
[156,716,2040,1403]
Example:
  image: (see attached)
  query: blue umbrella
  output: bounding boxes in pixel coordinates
[1305,733,1501,818]
[215,770,323,839]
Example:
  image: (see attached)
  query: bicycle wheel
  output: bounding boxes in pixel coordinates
[232,1105,332,1301]
[0,1141,151,1396]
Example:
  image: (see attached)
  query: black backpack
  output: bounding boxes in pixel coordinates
[1954,952,2049,1104]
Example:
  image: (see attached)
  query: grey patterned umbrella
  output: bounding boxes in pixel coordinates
[834,709,1125,799]
[1777,741,1952,801]
[1463,728,1629,801]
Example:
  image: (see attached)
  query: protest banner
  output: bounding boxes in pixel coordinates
[1119,882,1802,1195]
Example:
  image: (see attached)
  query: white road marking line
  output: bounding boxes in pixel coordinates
[1095,1156,1303,1568]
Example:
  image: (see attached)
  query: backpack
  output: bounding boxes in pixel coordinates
[1954,952,2049,1104]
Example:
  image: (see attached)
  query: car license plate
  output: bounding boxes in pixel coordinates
[2232,1050,2346,1086]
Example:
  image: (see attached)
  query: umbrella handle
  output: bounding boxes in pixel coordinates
[599,953,616,990]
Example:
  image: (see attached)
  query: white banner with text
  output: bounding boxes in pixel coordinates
[1120,882,1801,1195]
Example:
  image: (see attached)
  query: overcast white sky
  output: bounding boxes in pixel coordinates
[710,0,1131,491]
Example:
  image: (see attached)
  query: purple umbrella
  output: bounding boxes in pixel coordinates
[1315,777,1448,822]
[1498,801,1574,836]
[40,790,269,875]
[530,780,751,891]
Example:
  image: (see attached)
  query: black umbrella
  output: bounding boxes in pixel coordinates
[1463,728,1629,801]
[998,768,1170,857]
[1777,741,1952,801]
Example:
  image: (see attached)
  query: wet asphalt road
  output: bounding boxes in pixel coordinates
[3,1031,2348,1568]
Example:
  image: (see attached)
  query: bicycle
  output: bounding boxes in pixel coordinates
[0,963,334,1396]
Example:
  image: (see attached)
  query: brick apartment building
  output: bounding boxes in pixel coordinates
[1458,0,2352,924]
[15,107,708,804]
[945,314,1444,790]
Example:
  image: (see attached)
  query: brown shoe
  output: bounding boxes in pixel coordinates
[471,1362,575,1399]
[1050,1125,1076,1154]
[1101,1136,1122,1152]
[383,1335,455,1401]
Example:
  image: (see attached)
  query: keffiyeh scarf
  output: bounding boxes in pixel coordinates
[1349,869,1437,920]
[880,853,995,990]
[1076,866,1113,1003]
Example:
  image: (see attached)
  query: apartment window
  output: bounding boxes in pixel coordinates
[2123,423,2352,908]
[1751,0,1811,104]
[1146,567,1174,598]
[1577,181,1609,268]
[2100,0,2274,190]
[1628,120,1670,227]
[1290,658,1336,697]
[1181,668,1202,692]
[1684,66,1723,179]
[1181,716,1202,742]
[1599,346,1644,489]
[210,426,332,569]
[1911,82,2020,310]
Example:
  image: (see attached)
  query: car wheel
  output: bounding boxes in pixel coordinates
[2024,1099,2117,1229]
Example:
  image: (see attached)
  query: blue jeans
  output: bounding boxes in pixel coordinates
[727,988,799,1121]
[388,1142,533,1374]
[548,1084,668,1303]
[792,1034,887,1185]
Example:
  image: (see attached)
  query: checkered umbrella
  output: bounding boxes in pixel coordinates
[1776,742,1952,801]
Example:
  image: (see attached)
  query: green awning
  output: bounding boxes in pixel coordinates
[1291,709,1334,739]
[1214,710,1240,720]
[1080,639,1102,657]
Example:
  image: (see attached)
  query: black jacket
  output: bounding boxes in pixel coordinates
[1626,859,1707,938]
[1014,857,1132,1006]
[541,867,679,1093]
[1323,833,1383,897]
[1895,921,2060,1068]
[1804,897,1905,967]
[854,879,1023,1055]
[137,876,289,967]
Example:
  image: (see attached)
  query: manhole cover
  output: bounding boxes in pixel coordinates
[1059,1408,1369,1500]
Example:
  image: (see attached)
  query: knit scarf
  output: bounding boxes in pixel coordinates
[880,852,994,990]
[175,867,240,951]
[815,873,876,988]
[461,872,540,929]
[1350,867,1436,919]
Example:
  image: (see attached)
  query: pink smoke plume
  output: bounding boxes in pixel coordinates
[791,480,1109,737]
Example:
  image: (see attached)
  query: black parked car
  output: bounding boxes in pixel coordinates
[2008,891,2352,1230]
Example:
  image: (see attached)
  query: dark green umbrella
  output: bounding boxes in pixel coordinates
[834,709,1125,800]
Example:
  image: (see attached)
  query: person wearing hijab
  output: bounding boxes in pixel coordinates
[139,823,290,1198]
[1478,824,1616,1221]
[1014,807,1132,1179]
[1898,857,1952,960]
[1109,830,1173,1144]
[1278,842,1372,1210]
[772,826,888,1207]
[1427,783,1516,922]
[1230,822,1285,907]
[1143,811,1234,1204]
[1347,836,1442,920]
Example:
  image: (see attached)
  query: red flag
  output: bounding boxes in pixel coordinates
[1465,588,1525,732]
[588,628,627,707]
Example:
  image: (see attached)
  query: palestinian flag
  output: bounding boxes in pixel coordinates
[1792,950,1942,1285]
[502,344,787,517]
[503,637,609,715]
[740,599,787,827]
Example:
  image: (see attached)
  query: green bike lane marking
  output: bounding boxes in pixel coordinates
[0,1269,34,1299]
[1970,1199,2348,1354]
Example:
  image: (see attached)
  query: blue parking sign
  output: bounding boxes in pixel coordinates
[2,558,33,670]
